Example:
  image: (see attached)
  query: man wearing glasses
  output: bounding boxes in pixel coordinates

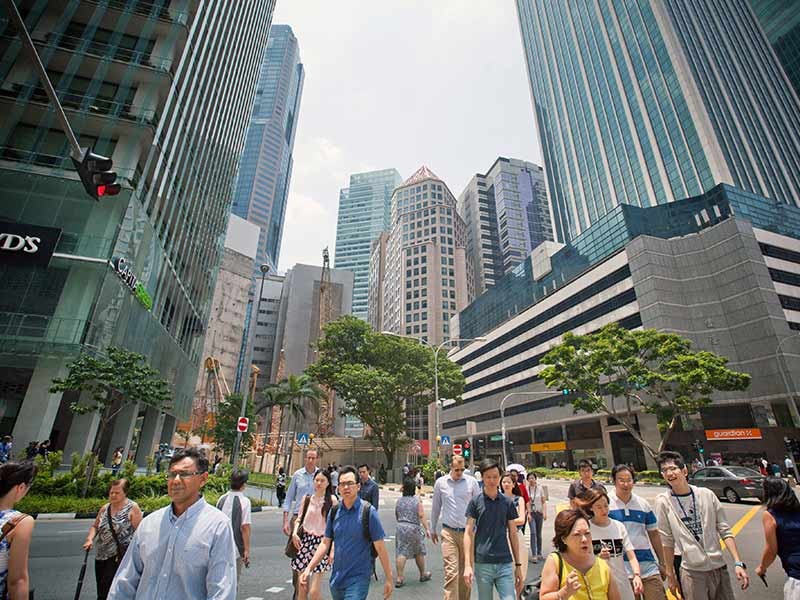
[430,455,480,600]
[107,448,237,599]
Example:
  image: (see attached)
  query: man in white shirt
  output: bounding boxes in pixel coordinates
[217,469,253,579]
[430,455,480,600]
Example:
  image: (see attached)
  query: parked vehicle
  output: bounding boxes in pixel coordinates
[689,465,765,503]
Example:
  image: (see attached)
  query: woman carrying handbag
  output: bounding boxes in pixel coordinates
[82,479,142,600]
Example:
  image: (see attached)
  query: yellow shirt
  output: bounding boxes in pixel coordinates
[553,552,611,600]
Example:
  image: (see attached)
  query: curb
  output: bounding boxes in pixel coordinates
[30,504,280,520]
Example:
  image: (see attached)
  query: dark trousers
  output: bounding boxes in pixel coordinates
[530,510,544,556]
[95,557,119,600]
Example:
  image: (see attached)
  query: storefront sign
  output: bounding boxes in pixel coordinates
[530,441,567,452]
[109,257,153,311]
[0,222,61,267]
[704,428,762,441]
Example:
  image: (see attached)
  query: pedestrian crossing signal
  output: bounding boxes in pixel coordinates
[561,389,572,395]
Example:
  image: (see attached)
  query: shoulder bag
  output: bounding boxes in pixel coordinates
[105,504,128,564]
[284,495,311,559]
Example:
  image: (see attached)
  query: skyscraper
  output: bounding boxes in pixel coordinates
[0,2,275,464]
[517,0,800,242]
[749,0,800,99]
[380,166,472,345]
[458,157,553,296]
[231,24,304,272]
[334,168,402,320]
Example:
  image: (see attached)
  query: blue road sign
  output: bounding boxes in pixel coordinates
[440,435,451,446]
[296,432,309,446]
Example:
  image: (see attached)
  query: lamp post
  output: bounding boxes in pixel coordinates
[382,332,485,458]
[500,391,562,469]
[776,334,800,484]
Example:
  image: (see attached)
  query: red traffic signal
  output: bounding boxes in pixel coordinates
[72,148,121,200]
[463,440,471,448]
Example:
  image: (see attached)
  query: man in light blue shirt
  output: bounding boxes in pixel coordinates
[108,448,236,600]
[430,455,480,600]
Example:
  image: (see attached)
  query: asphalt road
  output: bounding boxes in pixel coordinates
[29,480,785,599]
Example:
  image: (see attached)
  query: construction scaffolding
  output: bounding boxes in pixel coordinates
[190,356,230,441]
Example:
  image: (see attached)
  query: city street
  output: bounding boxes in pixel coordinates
[29,479,783,599]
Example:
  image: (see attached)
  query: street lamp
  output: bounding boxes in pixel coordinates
[500,391,561,469]
[382,331,486,457]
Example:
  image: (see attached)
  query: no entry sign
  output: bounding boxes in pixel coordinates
[237,417,249,433]
[452,443,462,456]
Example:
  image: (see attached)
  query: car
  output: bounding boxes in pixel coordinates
[689,465,765,503]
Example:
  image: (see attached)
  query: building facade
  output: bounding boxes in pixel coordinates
[248,273,285,392]
[367,231,389,332]
[190,215,258,433]
[334,168,402,320]
[448,185,800,471]
[0,1,275,465]
[231,24,303,273]
[381,166,472,346]
[517,0,800,243]
[270,263,354,434]
[457,157,553,296]
[750,0,800,99]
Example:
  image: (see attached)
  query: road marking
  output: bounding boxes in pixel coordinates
[265,587,285,593]
[285,579,292,583]
[57,529,89,534]
[244,597,264,600]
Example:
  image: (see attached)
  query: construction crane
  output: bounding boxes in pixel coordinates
[191,356,231,440]
[317,247,336,435]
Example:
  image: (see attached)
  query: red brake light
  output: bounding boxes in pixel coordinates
[740,478,753,485]
[97,185,107,197]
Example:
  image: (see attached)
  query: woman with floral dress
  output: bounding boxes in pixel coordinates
[0,461,36,600]
[291,469,336,600]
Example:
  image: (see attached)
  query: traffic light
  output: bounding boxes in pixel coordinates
[691,439,704,454]
[72,147,121,200]
[784,437,798,454]
[463,440,471,459]
[561,389,572,395]
[474,437,484,458]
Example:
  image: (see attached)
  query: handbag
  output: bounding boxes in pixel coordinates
[284,495,311,559]
[105,504,127,564]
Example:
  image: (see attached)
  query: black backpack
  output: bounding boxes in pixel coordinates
[328,500,379,578]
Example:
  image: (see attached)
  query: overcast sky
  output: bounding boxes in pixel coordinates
[273,1,542,273]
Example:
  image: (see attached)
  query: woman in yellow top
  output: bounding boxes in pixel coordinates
[539,509,621,600]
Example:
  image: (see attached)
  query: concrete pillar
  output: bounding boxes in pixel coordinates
[12,357,69,450]
[160,414,177,445]
[135,408,165,466]
[63,411,101,461]
[105,402,139,466]
[600,417,616,469]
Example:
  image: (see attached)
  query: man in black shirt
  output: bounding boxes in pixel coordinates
[568,459,606,507]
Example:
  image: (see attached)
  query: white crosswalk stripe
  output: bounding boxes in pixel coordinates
[265,587,285,593]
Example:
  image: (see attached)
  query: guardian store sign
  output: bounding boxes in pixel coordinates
[0,222,62,267]
[109,257,153,311]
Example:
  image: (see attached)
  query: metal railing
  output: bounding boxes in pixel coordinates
[0,312,87,345]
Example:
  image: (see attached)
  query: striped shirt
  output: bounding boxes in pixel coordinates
[608,492,660,578]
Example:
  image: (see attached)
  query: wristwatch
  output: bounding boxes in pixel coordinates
[515,563,522,567]
[735,561,747,569]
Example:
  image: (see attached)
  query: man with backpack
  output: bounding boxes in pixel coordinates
[216,469,252,580]
[300,465,393,599]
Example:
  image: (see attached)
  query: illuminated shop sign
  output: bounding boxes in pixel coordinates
[109,257,153,311]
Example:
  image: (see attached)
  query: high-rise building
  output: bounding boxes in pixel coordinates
[749,0,800,99]
[457,157,553,296]
[380,166,472,345]
[231,24,304,273]
[367,232,389,332]
[517,0,800,243]
[0,2,275,465]
[334,168,402,320]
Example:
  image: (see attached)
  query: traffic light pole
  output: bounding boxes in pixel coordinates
[3,0,83,160]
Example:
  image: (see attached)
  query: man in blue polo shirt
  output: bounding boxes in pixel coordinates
[463,458,523,600]
[301,465,393,599]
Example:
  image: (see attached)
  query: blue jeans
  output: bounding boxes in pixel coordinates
[330,577,371,600]
[475,562,515,600]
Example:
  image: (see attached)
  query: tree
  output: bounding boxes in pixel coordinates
[540,323,751,459]
[211,393,255,457]
[50,346,172,496]
[306,316,465,469]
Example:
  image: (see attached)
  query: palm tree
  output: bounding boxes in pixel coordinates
[259,374,325,471]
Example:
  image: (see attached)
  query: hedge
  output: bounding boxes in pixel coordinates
[18,492,267,515]
[528,467,664,485]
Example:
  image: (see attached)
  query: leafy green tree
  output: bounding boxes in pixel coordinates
[49,346,172,496]
[307,316,465,469]
[540,323,751,459]
[211,393,255,458]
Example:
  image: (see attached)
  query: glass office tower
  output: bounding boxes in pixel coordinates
[334,168,402,320]
[517,0,800,243]
[231,24,304,273]
[0,0,274,464]
[749,0,800,99]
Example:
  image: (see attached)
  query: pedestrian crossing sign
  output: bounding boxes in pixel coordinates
[440,435,451,446]
[296,432,309,446]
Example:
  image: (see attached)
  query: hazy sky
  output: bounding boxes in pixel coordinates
[273,1,542,272]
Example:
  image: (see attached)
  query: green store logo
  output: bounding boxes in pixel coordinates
[109,256,153,311]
